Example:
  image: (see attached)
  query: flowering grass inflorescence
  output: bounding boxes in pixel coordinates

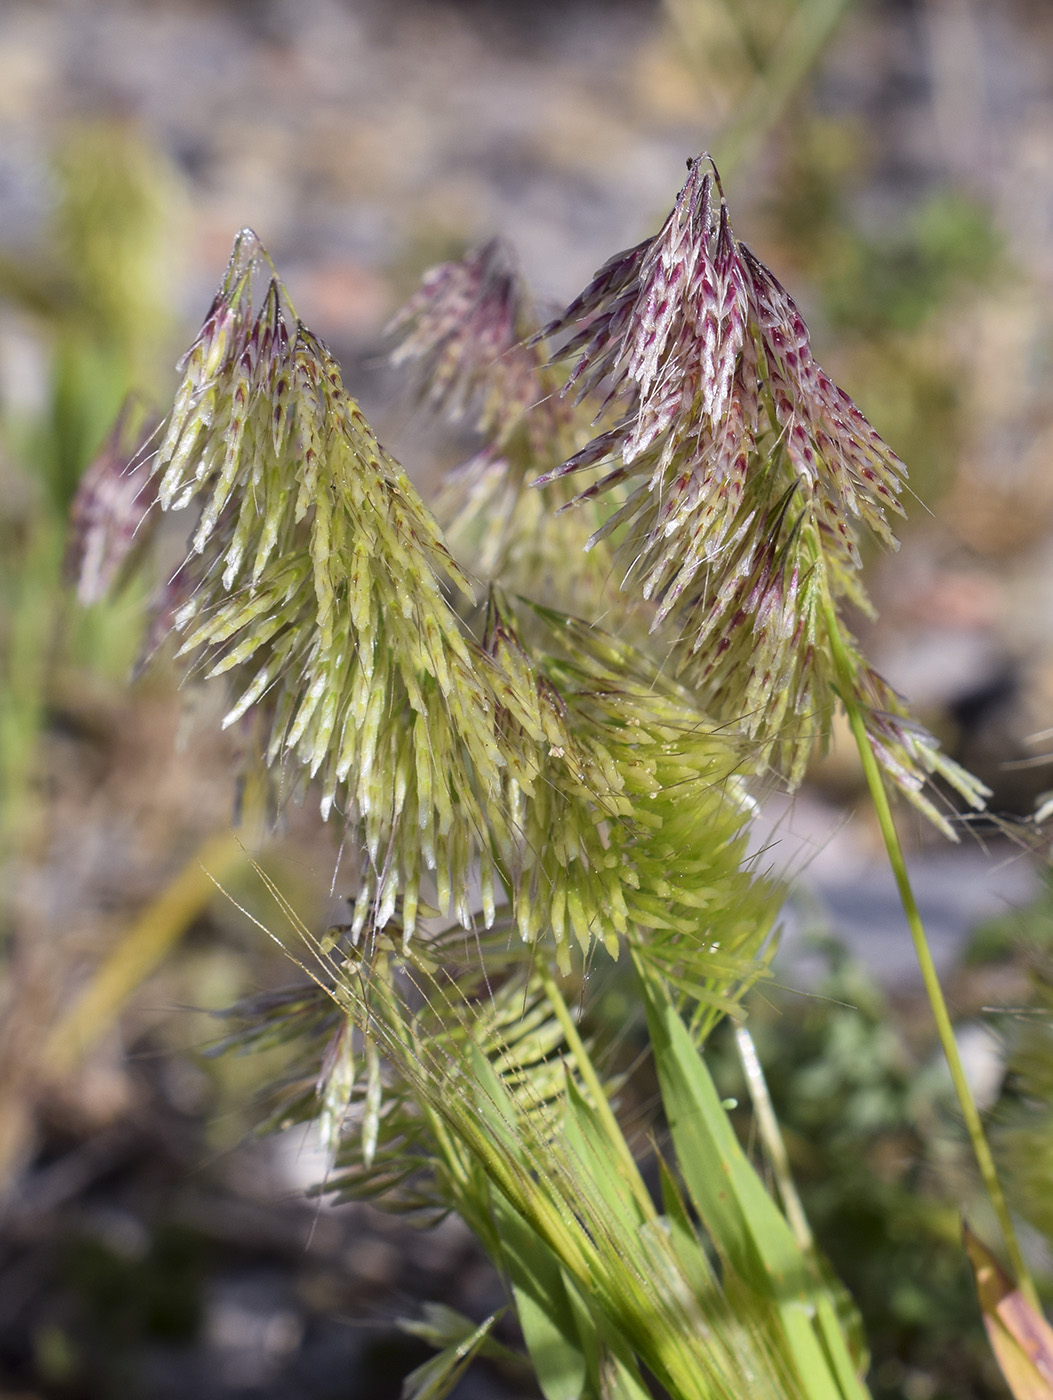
[387,236,549,449]
[139,229,772,988]
[537,153,987,832]
[387,236,620,601]
[65,148,1029,1400]
[64,395,158,605]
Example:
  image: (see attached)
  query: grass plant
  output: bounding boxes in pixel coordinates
[67,150,1052,1398]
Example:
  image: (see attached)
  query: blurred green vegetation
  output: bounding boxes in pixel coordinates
[772,123,1001,337]
[0,119,237,1188]
[62,1222,209,1349]
[0,119,180,858]
[765,117,1003,507]
[999,961,1053,1245]
[966,880,1053,1253]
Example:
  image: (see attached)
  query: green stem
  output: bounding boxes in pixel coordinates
[823,601,1039,1311]
[538,964,659,1224]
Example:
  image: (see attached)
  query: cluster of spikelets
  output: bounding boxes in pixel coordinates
[70,153,988,972]
[218,938,594,1209]
[116,228,773,976]
[534,155,987,829]
[387,235,617,595]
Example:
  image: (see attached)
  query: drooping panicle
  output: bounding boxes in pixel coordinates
[388,236,545,447]
[147,230,511,942]
[537,154,986,832]
[142,230,765,965]
[387,238,591,595]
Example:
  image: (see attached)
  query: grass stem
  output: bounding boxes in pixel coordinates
[734,1023,815,1255]
[823,600,1040,1313]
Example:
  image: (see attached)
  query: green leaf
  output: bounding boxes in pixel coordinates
[561,1075,651,1235]
[491,1192,591,1400]
[655,1155,721,1302]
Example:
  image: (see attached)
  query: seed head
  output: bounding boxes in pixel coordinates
[388,236,546,447]
[144,230,759,964]
[388,239,590,596]
[537,153,986,831]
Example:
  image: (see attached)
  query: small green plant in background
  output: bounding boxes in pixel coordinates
[68,151,1053,1399]
[964,882,1053,1254]
[0,120,197,1179]
[0,120,174,853]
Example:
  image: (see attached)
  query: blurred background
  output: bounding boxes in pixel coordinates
[3,0,1053,1396]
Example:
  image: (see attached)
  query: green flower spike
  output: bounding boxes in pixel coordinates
[150,230,514,940]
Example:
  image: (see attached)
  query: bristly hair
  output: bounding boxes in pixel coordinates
[535,152,988,834]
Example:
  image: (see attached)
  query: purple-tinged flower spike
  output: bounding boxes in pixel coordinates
[388,237,553,450]
[536,154,987,833]
[389,240,604,601]
[64,396,159,605]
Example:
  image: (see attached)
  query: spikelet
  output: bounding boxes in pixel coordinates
[387,239,601,598]
[64,396,159,604]
[388,237,544,447]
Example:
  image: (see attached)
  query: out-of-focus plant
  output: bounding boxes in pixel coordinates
[0,119,179,512]
[662,0,857,176]
[73,150,1047,1398]
[765,122,1003,509]
[974,886,1053,1250]
[0,120,204,1182]
[962,896,1053,1399]
[0,119,179,854]
[1000,977,1053,1249]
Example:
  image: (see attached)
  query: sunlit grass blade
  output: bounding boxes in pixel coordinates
[257,905,802,1399]
[487,1194,593,1400]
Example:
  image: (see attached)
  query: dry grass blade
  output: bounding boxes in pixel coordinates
[964,1226,1053,1400]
